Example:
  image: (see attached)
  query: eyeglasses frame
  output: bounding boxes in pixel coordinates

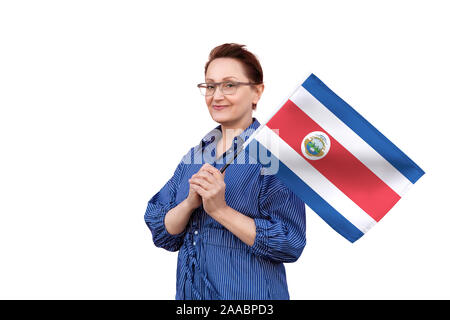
[197,81,263,96]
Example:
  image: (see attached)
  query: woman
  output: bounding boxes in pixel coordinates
[144,43,306,300]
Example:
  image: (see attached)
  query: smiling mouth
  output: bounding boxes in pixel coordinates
[213,105,229,110]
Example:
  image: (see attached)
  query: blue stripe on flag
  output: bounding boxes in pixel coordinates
[302,74,425,184]
[249,139,364,243]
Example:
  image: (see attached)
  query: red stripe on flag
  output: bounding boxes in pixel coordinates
[266,99,401,222]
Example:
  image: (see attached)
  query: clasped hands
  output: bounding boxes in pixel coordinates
[187,163,228,218]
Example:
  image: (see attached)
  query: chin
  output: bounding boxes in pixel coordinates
[210,109,230,120]
[211,114,229,123]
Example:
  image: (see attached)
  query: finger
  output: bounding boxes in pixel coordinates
[201,165,223,180]
[196,171,215,184]
[191,183,207,197]
[191,168,212,179]
[202,163,214,169]
[199,163,214,173]
[195,164,215,178]
[199,163,215,173]
[189,177,212,190]
[207,166,225,181]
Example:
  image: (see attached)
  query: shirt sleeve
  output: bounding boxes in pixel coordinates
[144,153,189,252]
[250,173,307,263]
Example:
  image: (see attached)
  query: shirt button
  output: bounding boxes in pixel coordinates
[194,230,198,235]
[193,241,196,246]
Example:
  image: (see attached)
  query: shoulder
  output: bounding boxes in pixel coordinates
[179,146,196,165]
[169,146,196,177]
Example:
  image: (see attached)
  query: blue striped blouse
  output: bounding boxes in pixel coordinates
[144,117,306,300]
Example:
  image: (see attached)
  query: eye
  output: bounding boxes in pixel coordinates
[206,84,216,89]
[225,82,236,87]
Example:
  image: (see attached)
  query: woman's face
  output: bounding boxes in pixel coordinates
[204,57,263,125]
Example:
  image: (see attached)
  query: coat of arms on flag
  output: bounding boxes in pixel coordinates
[239,74,425,242]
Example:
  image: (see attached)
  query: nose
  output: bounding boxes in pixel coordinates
[212,85,225,100]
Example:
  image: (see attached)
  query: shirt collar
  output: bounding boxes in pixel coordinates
[197,117,261,152]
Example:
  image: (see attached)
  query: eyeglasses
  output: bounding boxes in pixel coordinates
[197,81,262,96]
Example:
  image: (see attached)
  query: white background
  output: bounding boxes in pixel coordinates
[0,0,448,299]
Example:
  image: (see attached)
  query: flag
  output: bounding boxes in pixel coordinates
[244,74,425,242]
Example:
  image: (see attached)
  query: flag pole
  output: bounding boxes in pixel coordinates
[219,146,242,173]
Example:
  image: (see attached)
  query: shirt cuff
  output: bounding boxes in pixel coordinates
[145,200,186,252]
[250,218,287,259]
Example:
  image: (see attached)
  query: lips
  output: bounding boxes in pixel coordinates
[213,105,229,110]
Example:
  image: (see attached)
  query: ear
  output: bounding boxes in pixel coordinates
[252,83,264,106]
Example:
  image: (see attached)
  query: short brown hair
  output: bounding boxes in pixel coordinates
[204,43,263,110]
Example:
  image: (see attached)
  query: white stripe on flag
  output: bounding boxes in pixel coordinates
[290,86,413,196]
[255,125,377,233]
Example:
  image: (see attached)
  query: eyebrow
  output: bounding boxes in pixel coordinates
[205,76,238,82]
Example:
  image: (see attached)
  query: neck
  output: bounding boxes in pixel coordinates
[220,116,253,143]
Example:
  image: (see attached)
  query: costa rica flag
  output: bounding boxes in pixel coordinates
[243,74,425,242]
